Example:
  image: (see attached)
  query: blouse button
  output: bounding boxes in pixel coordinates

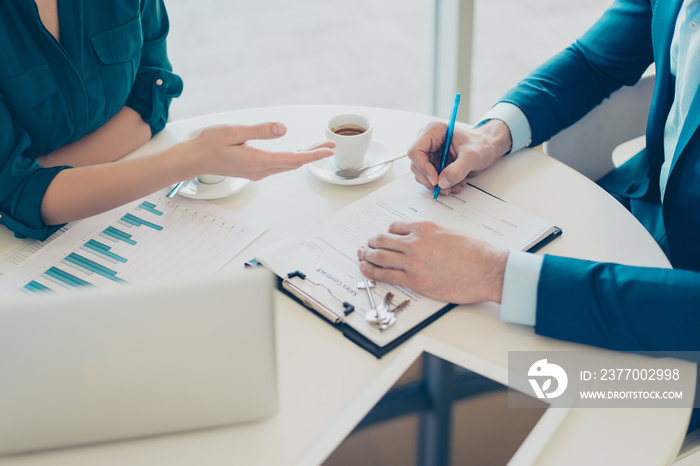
[690,20,698,31]
[156,78,164,86]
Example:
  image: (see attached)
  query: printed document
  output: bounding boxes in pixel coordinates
[257,174,557,350]
[0,193,268,295]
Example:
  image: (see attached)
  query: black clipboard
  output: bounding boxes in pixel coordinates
[266,226,562,359]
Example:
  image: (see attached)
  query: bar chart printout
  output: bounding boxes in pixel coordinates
[0,196,269,295]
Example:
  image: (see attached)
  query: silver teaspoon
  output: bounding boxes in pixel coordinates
[335,153,407,179]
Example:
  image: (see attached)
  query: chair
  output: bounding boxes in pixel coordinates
[541,70,700,464]
[542,71,655,181]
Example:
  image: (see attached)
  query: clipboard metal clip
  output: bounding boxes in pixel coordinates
[283,270,352,324]
[282,271,411,331]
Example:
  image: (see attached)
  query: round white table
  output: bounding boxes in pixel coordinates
[0,105,692,466]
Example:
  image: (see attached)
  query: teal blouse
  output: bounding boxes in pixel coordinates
[0,0,183,240]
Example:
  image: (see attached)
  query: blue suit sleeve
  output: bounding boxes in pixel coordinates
[125,0,183,136]
[500,0,654,146]
[535,255,700,352]
[0,100,68,240]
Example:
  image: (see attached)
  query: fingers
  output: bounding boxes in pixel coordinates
[448,179,469,194]
[437,151,476,189]
[224,122,288,145]
[409,153,439,187]
[291,146,335,165]
[357,244,410,286]
[387,221,413,235]
[355,221,434,288]
[358,260,408,287]
[356,225,415,275]
[239,145,334,170]
[304,140,336,151]
[198,123,335,181]
[408,122,446,187]
[366,229,412,253]
[411,163,435,191]
[281,146,335,167]
[360,244,406,269]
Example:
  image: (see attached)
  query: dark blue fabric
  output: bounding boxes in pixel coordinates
[502,0,700,429]
[536,256,700,351]
[501,0,700,349]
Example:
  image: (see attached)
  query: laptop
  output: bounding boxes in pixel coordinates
[0,267,277,456]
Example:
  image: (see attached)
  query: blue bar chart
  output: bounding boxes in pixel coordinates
[81,240,128,264]
[62,253,127,283]
[24,281,51,293]
[24,208,166,291]
[101,226,138,245]
[136,201,164,216]
[120,213,163,231]
[1,193,269,296]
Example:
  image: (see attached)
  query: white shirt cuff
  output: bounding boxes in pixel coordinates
[500,250,543,326]
[478,102,533,153]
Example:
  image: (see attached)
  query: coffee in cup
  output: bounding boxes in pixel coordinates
[332,124,367,136]
[326,114,373,170]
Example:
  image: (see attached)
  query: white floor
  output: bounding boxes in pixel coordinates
[164,0,612,123]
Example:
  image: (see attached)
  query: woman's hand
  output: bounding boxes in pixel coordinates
[187,122,334,181]
[41,121,334,226]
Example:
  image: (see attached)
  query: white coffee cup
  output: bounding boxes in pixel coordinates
[184,128,226,185]
[326,114,373,170]
[196,174,226,184]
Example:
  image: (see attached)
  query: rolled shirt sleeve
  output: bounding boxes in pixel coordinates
[125,0,183,135]
[0,102,69,240]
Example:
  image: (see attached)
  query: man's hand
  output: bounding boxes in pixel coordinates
[409,119,512,195]
[357,221,509,304]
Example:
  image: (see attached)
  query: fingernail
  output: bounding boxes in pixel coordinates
[272,124,285,136]
[438,179,450,189]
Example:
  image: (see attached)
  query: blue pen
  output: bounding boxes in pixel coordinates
[434,93,461,199]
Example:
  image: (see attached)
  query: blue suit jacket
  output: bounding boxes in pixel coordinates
[502,0,700,429]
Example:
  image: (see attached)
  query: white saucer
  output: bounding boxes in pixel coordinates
[308,141,392,186]
[175,177,250,200]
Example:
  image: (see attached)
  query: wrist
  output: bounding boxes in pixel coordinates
[485,248,509,303]
[174,138,204,181]
[478,119,513,157]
